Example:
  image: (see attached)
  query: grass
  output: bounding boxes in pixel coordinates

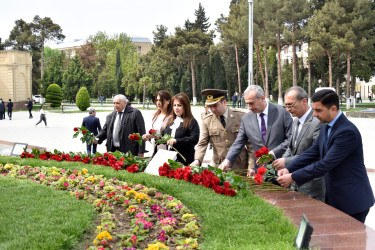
[0,174,95,249]
[0,156,297,249]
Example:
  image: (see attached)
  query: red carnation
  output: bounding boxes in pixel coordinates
[259,146,269,155]
[255,150,262,158]
[149,129,156,135]
[254,173,263,184]
[82,130,87,134]
[74,127,79,132]
[224,188,236,196]
[191,174,202,185]
[257,167,267,176]
[223,181,231,189]
[214,185,224,194]
[133,134,139,140]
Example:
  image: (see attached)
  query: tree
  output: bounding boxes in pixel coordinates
[0,38,5,50]
[281,0,310,86]
[140,76,152,108]
[76,87,91,111]
[62,55,93,101]
[31,15,65,78]
[76,41,98,74]
[41,52,64,96]
[193,3,211,33]
[45,83,63,107]
[152,25,168,47]
[115,48,124,94]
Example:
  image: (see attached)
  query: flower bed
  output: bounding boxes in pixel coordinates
[0,163,200,249]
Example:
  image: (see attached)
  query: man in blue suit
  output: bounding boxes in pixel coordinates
[277,89,374,223]
[82,108,101,155]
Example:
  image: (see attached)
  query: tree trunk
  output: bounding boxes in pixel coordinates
[263,43,269,100]
[326,49,333,87]
[255,53,259,86]
[235,43,242,94]
[190,59,197,105]
[41,38,45,79]
[307,43,312,104]
[292,41,297,86]
[336,60,340,94]
[277,32,283,105]
[143,83,146,108]
[256,41,265,88]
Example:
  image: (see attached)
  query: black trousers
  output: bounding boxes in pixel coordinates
[36,114,47,126]
[28,109,33,118]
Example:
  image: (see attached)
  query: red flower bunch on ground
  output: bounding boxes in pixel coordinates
[129,133,143,146]
[126,164,139,173]
[254,167,267,184]
[149,129,157,135]
[20,152,34,158]
[158,163,237,196]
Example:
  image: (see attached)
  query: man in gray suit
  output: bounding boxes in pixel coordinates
[272,86,325,201]
[219,85,293,176]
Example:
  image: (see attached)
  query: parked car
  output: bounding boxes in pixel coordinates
[32,95,41,103]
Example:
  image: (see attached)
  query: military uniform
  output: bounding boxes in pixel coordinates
[195,89,254,170]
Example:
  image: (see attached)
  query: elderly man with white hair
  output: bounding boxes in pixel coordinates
[96,94,146,156]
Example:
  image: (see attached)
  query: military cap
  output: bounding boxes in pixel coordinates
[201,89,228,105]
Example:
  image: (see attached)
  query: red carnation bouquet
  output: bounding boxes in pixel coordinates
[73,126,95,145]
[254,147,278,185]
[129,133,143,146]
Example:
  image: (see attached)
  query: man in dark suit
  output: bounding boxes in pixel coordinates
[272,86,325,201]
[277,89,374,223]
[26,98,33,118]
[96,94,146,156]
[219,85,293,176]
[82,108,101,155]
[7,99,13,120]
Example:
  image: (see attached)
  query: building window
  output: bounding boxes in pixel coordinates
[137,46,142,53]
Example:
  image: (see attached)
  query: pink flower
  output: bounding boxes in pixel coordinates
[63,182,69,187]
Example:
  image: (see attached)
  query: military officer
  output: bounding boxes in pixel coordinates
[191,89,254,171]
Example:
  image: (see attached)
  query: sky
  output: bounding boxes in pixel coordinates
[0,0,231,47]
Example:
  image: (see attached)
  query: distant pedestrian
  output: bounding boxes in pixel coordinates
[100,96,104,105]
[26,98,33,118]
[0,99,4,120]
[82,108,101,155]
[232,93,237,108]
[369,93,372,102]
[356,92,362,103]
[7,99,13,120]
[35,105,47,127]
[237,93,242,108]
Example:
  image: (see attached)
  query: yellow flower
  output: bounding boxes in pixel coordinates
[181,214,195,221]
[96,231,112,241]
[4,163,14,170]
[97,226,102,230]
[146,242,169,250]
[82,168,88,175]
[126,189,137,196]
[135,192,150,203]
[85,176,98,183]
[167,202,177,208]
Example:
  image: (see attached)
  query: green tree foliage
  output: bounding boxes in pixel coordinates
[152,25,168,47]
[193,3,211,33]
[62,55,93,101]
[115,48,124,94]
[41,51,64,96]
[76,87,91,111]
[95,66,116,97]
[30,15,65,78]
[45,83,63,107]
[76,41,98,74]
[0,38,5,50]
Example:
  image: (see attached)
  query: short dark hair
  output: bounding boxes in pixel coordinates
[311,89,339,110]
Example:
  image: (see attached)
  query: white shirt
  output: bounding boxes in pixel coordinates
[152,114,166,134]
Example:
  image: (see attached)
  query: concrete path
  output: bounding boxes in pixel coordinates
[1,104,375,229]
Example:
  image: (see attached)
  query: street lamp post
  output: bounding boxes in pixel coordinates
[248,0,254,86]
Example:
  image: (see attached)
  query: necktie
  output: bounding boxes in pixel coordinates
[220,115,226,128]
[294,121,300,146]
[260,113,266,142]
[323,124,330,156]
[114,112,123,143]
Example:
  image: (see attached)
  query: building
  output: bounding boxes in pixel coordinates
[0,50,32,109]
[53,36,152,56]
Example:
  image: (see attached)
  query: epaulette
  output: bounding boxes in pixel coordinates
[231,108,246,113]
[202,112,214,120]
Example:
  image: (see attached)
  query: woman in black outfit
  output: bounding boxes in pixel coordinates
[163,93,200,166]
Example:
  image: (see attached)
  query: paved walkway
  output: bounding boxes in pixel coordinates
[1,104,375,229]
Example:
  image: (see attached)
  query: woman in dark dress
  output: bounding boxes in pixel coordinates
[163,93,200,166]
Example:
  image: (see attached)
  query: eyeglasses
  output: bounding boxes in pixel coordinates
[283,99,301,109]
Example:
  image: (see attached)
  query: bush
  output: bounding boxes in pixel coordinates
[45,84,63,107]
[76,87,91,111]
